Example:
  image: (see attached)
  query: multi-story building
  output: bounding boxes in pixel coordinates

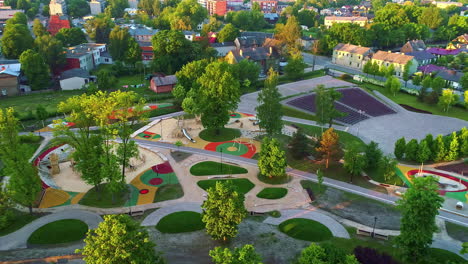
[332,43,372,70]
[207,0,227,16]
[324,16,368,28]
[65,43,109,71]
[251,0,278,13]
[89,0,104,15]
[0,9,22,25]
[129,26,159,42]
[49,0,67,15]
[370,51,418,77]
[47,15,70,35]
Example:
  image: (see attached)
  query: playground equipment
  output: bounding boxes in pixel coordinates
[49,153,60,175]
[182,128,196,143]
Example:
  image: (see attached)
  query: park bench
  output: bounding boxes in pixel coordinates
[128,210,145,217]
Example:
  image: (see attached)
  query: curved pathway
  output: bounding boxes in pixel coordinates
[0,210,103,251]
[263,209,350,239]
[141,202,202,227]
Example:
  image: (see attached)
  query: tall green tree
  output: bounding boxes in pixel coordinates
[289,128,310,159]
[445,132,459,161]
[256,68,283,136]
[438,89,458,112]
[385,76,401,96]
[173,59,211,107]
[364,141,382,169]
[316,128,341,169]
[315,85,345,128]
[55,27,87,47]
[34,34,66,73]
[232,59,260,92]
[405,139,419,162]
[170,0,207,30]
[396,176,443,263]
[6,12,27,25]
[418,6,445,29]
[124,38,142,65]
[19,49,50,91]
[77,215,164,263]
[298,243,327,264]
[97,70,118,90]
[85,15,114,43]
[197,61,240,132]
[258,137,287,178]
[109,26,131,62]
[0,183,15,230]
[394,137,406,160]
[202,181,247,241]
[379,155,398,183]
[217,23,239,42]
[284,52,306,80]
[1,23,34,59]
[433,134,447,162]
[431,76,445,94]
[275,15,301,53]
[417,140,431,163]
[104,0,129,18]
[460,127,468,157]
[68,0,90,17]
[32,18,48,37]
[402,61,412,87]
[35,105,48,128]
[210,244,263,264]
[343,144,367,183]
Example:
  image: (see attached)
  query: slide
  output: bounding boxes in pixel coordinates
[182,128,196,143]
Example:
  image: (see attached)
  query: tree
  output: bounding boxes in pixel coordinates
[108,26,131,61]
[396,176,443,263]
[379,155,398,183]
[289,128,310,159]
[258,137,287,178]
[460,127,468,157]
[316,128,341,169]
[104,0,129,18]
[6,12,27,25]
[256,68,283,136]
[431,76,445,94]
[317,169,324,196]
[55,28,87,47]
[170,0,207,30]
[19,49,50,91]
[297,9,317,28]
[85,15,114,43]
[197,61,240,132]
[394,137,406,160]
[0,108,42,214]
[433,135,447,162]
[465,90,468,107]
[34,34,66,73]
[284,53,306,80]
[217,23,240,43]
[364,141,382,169]
[412,75,421,86]
[225,10,266,31]
[460,72,468,91]
[385,76,401,96]
[315,85,345,128]
[445,132,459,161]
[77,215,163,263]
[385,64,395,77]
[35,105,48,128]
[402,61,412,87]
[97,70,118,90]
[68,0,90,17]
[0,183,15,230]
[405,139,419,162]
[362,61,372,77]
[125,38,142,65]
[32,19,47,37]
[275,15,301,52]
[417,140,431,164]
[298,243,327,264]
[438,89,458,112]
[231,59,260,92]
[1,24,34,59]
[173,59,210,101]
[42,5,49,17]
[210,244,263,264]
[418,6,444,29]
[343,144,367,183]
[201,17,221,36]
[202,181,247,241]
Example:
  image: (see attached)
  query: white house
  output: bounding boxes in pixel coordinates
[59,68,94,90]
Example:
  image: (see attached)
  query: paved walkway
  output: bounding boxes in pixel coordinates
[141,202,202,227]
[0,210,102,251]
[263,209,350,239]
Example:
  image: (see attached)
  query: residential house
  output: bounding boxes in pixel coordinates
[400,40,426,53]
[370,51,418,77]
[0,9,22,25]
[427,47,463,57]
[418,64,446,75]
[59,68,95,90]
[447,34,468,50]
[332,43,372,70]
[235,32,273,49]
[150,75,177,93]
[324,16,368,28]
[436,69,464,90]
[404,51,435,66]
[129,26,159,42]
[0,60,20,96]
[139,42,153,63]
[49,0,67,15]
[207,0,227,16]
[320,8,333,16]
[47,15,70,35]
[264,12,279,24]
[251,0,278,13]
[65,43,109,71]
[225,46,280,73]
[210,42,236,57]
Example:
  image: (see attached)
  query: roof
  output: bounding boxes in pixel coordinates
[210,42,235,48]
[436,70,463,83]
[453,34,468,43]
[372,51,414,64]
[406,40,426,51]
[334,43,371,55]
[405,51,435,61]
[230,47,279,62]
[0,9,22,20]
[66,43,106,58]
[240,31,274,39]
[129,27,159,36]
[427,47,461,56]
[418,64,446,74]
[48,15,70,35]
[0,61,20,76]
[325,16,368,22]
[262,38,284,49]
[60,68,90,80]
[152,75,177,86]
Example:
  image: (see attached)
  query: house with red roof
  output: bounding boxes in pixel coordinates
[47,15,70,36]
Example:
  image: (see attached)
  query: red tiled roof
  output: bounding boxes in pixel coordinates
[47,15,70,35]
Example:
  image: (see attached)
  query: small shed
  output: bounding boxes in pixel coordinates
[59,68,94,90]
[150,75,177,93]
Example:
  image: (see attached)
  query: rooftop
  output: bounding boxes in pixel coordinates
[152,75,177,86]
[325,16,368,22]
[60,68,90,80]
[372,51,414,65]
[334,43,371,55]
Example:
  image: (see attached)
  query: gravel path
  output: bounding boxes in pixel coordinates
[0,210,103,251]
[263,209,350,239]
[141,202,202,227]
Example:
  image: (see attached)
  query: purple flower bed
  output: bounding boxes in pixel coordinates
[287,94,317,113]
[338,88,396,117]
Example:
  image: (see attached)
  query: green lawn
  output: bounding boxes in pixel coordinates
[79,183,129,208]
[199,128,241,142]
[282,105,318,121]
[301,180,327,195]
[0,210,40,236]
[156,211,204,233]
[153,184,184,203]
[279,218,333,242]
[257,173,291,185]
[256,187,288,199]
[190,161,248,176]
[365,167,405,186]
[197,179,255,194]
[427,248,467,263]
[445,221,468,242]
[27,219,88,245]
[360,82,468,121]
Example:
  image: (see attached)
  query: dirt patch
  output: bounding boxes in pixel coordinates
[435,163,468,175]
[399,104,432,114]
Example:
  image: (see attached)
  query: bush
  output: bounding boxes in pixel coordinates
[19,133,42,143]
[339,74,352,80]
[354,246,399,264]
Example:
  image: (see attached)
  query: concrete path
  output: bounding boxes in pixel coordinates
[141,202,202,227]
[0,210,103,251]
[264,209,350,239]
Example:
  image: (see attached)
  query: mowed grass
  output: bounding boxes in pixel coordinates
[190,161,248,176]
[199,128,241,142]
[27,219,88,245]
[156,211,204,233]
[256,187,288,199]
[279,218,333,242]
[153,184,184,203]
[197,179,255,194]
[281,105,319,121]
[79,183,129,208]
[0,210,40,236]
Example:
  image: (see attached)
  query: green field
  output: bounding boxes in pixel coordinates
[256,187,288,199]
[197,178,255,194]
[190,161,248,176]
[199,128,242,142]
[28,219,88,244]
[156,211,204,233]
[279,218,333,242]
[153,184,184,203]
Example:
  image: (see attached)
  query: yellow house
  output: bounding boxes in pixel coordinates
[324,16,368,28]
[332,43,372,70]
[370,51,418,77]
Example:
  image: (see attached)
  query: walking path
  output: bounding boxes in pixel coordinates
[141,202,202,227]
[0,210,102,251]
[263,209,350,239]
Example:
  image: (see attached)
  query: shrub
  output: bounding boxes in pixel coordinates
[339,74,352,80]
[354,246,399,264]
[19,133,42,143]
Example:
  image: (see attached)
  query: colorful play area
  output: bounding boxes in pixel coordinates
[34,143,179,208]
[396,165,468,202]
[133,112,262,159]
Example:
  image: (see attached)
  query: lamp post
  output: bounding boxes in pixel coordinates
[372,216,378,238]
[220,149,223,174]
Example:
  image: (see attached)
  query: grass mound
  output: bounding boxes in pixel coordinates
[197,178,255,194]
[256,188,288,199]
[156,211,204,233]
[79,183,129,208]
[199,128,241,142]
[279,218,333,242]
[28,219,88,245]
[154,184,184,203]
[190,161,248,176]
[258,173,291,185]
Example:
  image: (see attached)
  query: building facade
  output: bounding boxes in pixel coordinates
[332,43,372,70]
[47,15,70,35]
[89,0,104,15]
[370,51,418,77]
[65,43,109,71]
[150,75,177,93]
[207,0,227,16]
[251,0,278,13]
[49,0,67,15]
[324,16,368,28]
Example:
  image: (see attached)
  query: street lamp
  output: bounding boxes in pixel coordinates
[220,149,223,174]
[372,216,378,238]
